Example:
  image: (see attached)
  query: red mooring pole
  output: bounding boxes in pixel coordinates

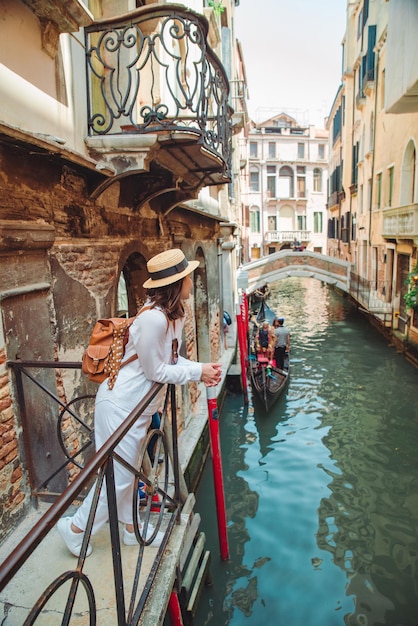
[236,292,249,404]
[206,386,229,560]
[168,591,184,626]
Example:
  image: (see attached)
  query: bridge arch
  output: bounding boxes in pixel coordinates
[237,250,351,294]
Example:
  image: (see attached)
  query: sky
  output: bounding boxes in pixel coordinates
[234,0,347,128]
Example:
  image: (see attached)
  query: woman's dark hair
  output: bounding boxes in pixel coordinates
[145,279,186,321]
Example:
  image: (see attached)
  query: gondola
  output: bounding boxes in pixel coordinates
[247,300,290,412]
[248,284,270,310]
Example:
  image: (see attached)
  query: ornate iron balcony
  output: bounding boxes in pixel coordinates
[84,5,232,178]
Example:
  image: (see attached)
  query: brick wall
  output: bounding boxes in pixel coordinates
[0,144,223,536]
[0,349,25,539]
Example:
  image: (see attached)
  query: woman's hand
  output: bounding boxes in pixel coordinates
[201,363,222,387]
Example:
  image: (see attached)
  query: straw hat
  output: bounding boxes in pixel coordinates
[143,249,199,288]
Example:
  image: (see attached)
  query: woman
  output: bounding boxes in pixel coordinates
[58,249,222,557]
[256,321,274,361]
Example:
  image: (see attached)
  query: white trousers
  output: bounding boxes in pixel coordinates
[72,398,152,534]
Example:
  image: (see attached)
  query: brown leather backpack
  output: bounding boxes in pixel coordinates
[82,306,151,389]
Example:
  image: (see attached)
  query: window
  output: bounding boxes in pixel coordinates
[314,212,323,233]
[268,215,277,230]
[297,166,306,198]
[352,142,359,186]
[267,165,276,197]
[380,68,385,110]
[250,169,260,192]
[376,173,382,208]
[250,207,260,233]
[369,112,374,152]
[297,176,306,198]
[313,168,322,192]
[318,144,325,159]
[268,142,276,159]
[357,8,363,39]
[250,142,258,158]
[279,166,294,198]
[387,166,394,207]
[333,105,342,143]
[400,141,416,205]
[297,215,307,230]
[297,143,305,159]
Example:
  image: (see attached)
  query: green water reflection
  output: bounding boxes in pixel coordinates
[195,278,418,626]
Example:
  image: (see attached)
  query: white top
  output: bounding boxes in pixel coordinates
[274,325,291,348]
[95,305,202,415]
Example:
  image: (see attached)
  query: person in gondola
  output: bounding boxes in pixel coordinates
[256,321,274,361]
[273,317,291,371]
[255,283,270,299]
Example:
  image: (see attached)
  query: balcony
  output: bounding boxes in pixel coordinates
[327,191,340,209]
[265,230,310,244]
[363,67,375,96]
[84,5,232,197]
[382,203,418,241]
[356,91,366,110]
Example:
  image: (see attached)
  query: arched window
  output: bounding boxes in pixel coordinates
[400,140,417,206]
[278,166,294,198]
[313,168,322,192]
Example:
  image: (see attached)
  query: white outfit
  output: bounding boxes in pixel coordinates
[72,305,202,533]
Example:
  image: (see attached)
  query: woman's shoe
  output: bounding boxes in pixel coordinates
[123,523,165,547]
[57,517,93,557]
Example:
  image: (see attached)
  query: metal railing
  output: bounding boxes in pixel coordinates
[85,4,231,168]
[349,272,393,314]
[0,360,184,625]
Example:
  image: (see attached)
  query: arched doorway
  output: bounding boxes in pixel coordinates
[117,252,148,317]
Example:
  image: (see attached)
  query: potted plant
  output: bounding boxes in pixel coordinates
[404,263,418,310]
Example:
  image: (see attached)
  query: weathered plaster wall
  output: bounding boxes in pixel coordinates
[0,142,222,537]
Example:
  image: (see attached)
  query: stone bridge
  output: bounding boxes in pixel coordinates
[237,250,352,294]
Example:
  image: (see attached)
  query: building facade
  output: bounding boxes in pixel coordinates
[242,113,328,261]
[0,0,246,538]
[327,0,418,348]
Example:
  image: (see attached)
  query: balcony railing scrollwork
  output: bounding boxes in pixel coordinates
[85,5,232,177]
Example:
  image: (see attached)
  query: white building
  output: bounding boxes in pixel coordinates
[242,113,328,260]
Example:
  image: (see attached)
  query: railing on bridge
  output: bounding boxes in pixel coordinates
[0,360,184,625]
[349,272,393,322]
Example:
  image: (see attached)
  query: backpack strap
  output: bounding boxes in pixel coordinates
[118,304,166,372]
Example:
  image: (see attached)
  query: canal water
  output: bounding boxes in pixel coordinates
[194,277,418,626]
